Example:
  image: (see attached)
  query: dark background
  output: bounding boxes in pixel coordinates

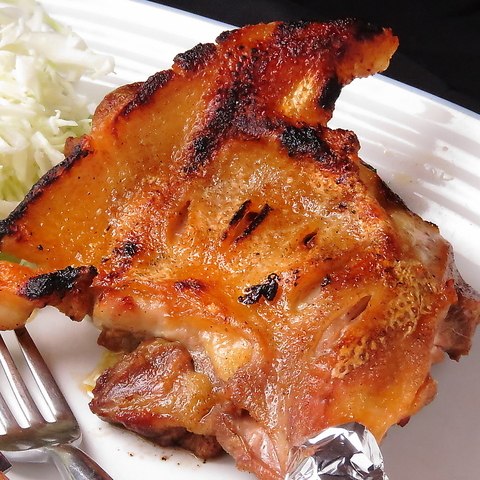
[149,0,480,115]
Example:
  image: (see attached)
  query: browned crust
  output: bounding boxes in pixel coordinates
[173,42,217,72]
[121,71,174,117]
[0,142,92,238]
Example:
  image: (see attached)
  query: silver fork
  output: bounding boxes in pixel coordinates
[0,327,113,480]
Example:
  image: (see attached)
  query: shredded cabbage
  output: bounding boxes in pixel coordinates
[0,0,114,218]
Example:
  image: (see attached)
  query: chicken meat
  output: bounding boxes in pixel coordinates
[0,19,479,480]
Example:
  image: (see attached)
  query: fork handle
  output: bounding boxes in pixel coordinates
[47,444,114,480]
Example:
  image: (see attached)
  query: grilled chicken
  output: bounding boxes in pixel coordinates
[0,19,479,480]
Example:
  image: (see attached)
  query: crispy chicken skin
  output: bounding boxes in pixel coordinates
[0,19,479,480]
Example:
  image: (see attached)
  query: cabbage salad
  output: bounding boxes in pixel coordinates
[0,0,114,218]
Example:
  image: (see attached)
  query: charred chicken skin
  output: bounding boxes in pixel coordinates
[0,19,479,480]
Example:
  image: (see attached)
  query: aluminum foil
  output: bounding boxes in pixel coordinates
[286,422,388,480]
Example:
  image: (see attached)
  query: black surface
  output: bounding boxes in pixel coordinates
[149,0,480,115]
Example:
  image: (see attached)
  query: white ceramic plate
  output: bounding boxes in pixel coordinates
[4,1,480,479]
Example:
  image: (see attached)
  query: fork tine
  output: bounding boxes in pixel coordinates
[0,334,44,427]
[15,328,75,422]
[0,392,18,433]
